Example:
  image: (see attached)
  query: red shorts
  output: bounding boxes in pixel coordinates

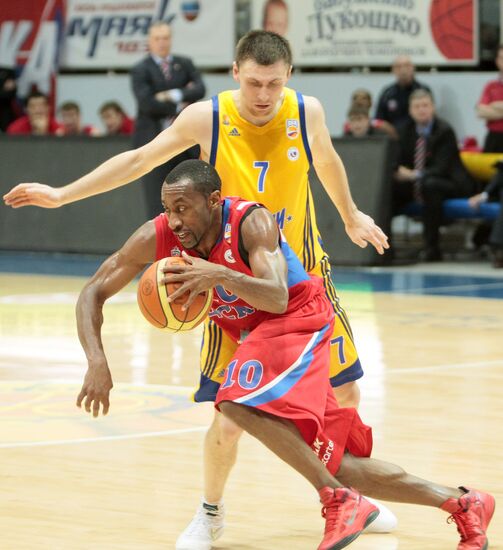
[215,279,372,475]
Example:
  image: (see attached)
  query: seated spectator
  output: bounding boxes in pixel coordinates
[469,162,503,267]
[344,89,397,139]
[99,101,134,135]
[7,91,61,135]
[392,89,476,261]
[476,44,503,152]
[344,105,389,138]
[375,56,431,130]
[57,101,98,136]
[0,66,20,132]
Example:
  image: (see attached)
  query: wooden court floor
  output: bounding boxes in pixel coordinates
[1,271,502,550]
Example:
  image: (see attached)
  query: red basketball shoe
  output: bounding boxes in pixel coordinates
[317,487,379,550]
[441,487,495,550]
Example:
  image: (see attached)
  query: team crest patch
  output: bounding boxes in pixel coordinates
[224,249,236,264]
[286,119,299,139]
[287,146,299,161]
[224,223,232,241]
[171,246,181,256]
[222,114,230,126]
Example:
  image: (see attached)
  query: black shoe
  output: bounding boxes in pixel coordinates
[419,248,443,262]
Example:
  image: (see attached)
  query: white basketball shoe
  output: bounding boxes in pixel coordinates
[175,501,225,550]
[363,498,398,533]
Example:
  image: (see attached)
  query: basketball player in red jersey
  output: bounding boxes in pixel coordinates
[76,160,494,550]
[5,30,395,540]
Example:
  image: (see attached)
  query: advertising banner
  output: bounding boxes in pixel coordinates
[62,0,234,69]
[254,0,478,66]
[0,0,64,97]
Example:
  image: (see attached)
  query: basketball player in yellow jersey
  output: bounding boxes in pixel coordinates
[4,30,395,542]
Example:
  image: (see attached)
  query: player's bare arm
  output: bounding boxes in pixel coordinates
[162,209,288,313]
[76,221,156,417]
[3,100,213,209]
[305,95,389,254]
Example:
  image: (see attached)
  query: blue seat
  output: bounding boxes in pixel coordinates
[402,198,500,221]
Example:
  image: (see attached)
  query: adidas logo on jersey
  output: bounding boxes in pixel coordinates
[228,127,240,136]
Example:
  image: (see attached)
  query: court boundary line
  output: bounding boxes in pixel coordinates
[0,426,207,449]
[2,362,502,449]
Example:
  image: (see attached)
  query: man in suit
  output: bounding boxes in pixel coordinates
[375,56,431,131]
[131,21,205,218]
[393,89,476,261]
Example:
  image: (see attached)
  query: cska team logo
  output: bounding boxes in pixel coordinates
[286,119,299,139]
[224,249,236,264]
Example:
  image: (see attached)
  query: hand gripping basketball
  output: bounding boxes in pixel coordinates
[137,256,213,332]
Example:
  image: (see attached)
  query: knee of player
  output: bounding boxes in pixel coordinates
[216,404,243,443]
[333,382,360,409]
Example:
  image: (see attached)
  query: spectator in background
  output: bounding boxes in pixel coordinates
[343,88,397,139]
[99,101,134,135]
[262,0,289,36]
[375,56,431,130]
[469,162,503,267]
[131,21,205,219]
[7,91,61,135]
[0,66,19,132]
[57,101,98,136]
[476,44,503,152]
[393,89,476,262]
[344,105,388,138]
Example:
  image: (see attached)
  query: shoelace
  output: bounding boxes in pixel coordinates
[446,505,482,542]
[321,491,348,533]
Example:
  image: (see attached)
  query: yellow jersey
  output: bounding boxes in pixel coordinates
[210,87,326,272]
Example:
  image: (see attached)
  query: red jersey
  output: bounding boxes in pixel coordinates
[6,115,62,135]
[119,116,134,135]
[479,78,503,132]
[155,197,313,342]
[155,198,372,472]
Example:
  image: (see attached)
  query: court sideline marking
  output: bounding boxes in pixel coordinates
[1,358,502,449]
[0,426,207,449]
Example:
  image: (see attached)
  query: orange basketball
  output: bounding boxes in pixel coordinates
[430,0,474,60]
[137,257,213,332]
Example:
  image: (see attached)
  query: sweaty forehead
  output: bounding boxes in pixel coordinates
[240,60,289,78]
[162,181,199,203]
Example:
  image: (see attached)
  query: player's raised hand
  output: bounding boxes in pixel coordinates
[345,210,390,255]
[3,183,64,209]
[76,363,113,417]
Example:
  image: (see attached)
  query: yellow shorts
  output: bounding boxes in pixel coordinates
[194,256,363,402]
